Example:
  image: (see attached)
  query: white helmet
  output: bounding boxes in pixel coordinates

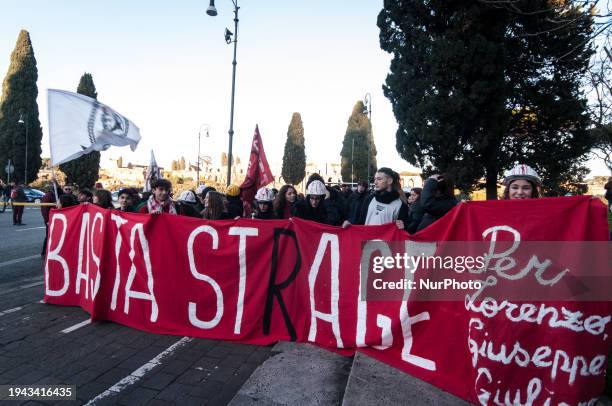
[195,185,207,195]
[178,190,196,203]
[503,164,542,186]
[307,180,327,196]
[255,187,274,202]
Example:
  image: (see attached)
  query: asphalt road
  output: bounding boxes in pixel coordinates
[0,208,272,405]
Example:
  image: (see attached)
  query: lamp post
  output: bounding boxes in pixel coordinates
[207,0,239,186]
[197,124,210,185]
[362,93,372,183]
[351,136,355,184]
[18,113,28,185]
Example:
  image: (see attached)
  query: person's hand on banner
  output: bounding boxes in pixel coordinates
[342,220,351,228]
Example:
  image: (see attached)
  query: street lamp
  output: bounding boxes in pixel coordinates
[197,124,211,185]
[207,0,240,186]
[351,136,355,184]
[18,113,28,185]
[362,93,372,182]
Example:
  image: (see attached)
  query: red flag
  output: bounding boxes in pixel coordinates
[239,125,274,204]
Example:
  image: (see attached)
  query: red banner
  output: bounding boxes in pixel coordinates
[44,197,611,405]
[239,125,274,204]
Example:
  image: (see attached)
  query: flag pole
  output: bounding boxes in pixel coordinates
[51,167,59,204]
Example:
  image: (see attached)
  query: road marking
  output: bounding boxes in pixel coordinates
[0,255,41,269]
[61,318,92,334]
[0,306,23,316]
[15,226,45,232]
[85,337,193,405]
[0,280,44,295]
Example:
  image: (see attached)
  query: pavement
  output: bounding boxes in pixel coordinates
[0,208,273,405]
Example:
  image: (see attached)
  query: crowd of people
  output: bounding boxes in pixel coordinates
[32,163,559,255]
[0,163,599,256]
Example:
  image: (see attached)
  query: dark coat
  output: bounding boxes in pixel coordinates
[416,178,458,231]
[227,196,243,218]
[177,202,202,218]
[348,190,369,224]
[406,199,425,234]
[292,198,341,225]
[253,209,276,220]
[14,186,27,203]
[327,187,349,222]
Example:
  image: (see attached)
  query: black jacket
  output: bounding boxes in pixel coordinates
[177,202,202,218]
[348,191,369,224]
[292,199,341,225]
[327,187,349,223]
[416,178,458,231]
[253,209,276,220]
[406,198,425,234]
[227,196,243,218]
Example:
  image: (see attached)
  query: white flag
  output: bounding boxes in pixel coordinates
[143,150,161,192]
[48,89,141,166]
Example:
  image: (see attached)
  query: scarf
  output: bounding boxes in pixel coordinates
[374,189,400,204]
[147,195,177,215]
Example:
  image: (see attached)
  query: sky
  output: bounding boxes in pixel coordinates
[0,0,609,176]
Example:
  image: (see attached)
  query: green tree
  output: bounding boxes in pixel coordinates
[340,101,377,183]
[59,73,100,189]
[281,112,306,185]
[0,30,42,184]
[379,1,595,198]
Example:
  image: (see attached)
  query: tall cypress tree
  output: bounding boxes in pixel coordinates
[281,112,306,185]
[0,30,42,184]
[340,101,377,183]
[59,73,100,189]
[379,1,594,197]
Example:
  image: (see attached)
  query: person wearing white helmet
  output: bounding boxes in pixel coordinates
[503,164,541,200]
[292,180,341,225]
[175,189,202,218]
[253,187,276,219]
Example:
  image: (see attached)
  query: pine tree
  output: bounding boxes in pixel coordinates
[379,1,595,197]
[340,101,377,183]
[59,73,100,189]
[0,30,42,184]
[281,112,306,185]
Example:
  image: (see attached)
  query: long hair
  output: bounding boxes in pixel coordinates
[94,189,114,209]
[273,185,296,218]
[203,191,226,220]
[411,187,423,199]
[502,180,540,199]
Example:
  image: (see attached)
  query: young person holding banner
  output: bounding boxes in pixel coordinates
[343,167,409,229]
[502,164,542,200]
[293,180,341,225]
[139,179,178,215]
